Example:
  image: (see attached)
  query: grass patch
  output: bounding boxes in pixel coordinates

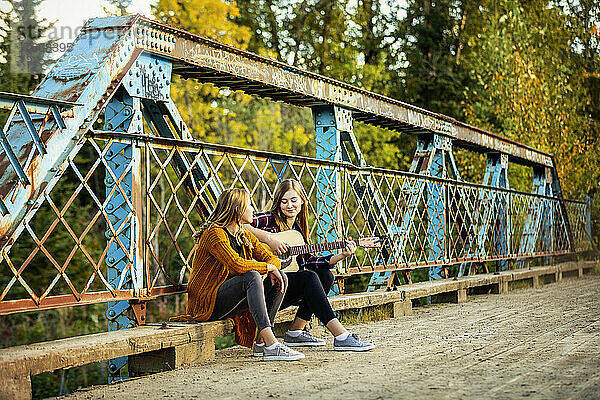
[215,333,235,350]
[31,361,108,399]
[540,274,555,285]
[509,279,532,290]
[337,303,393,325]
[562,269,580,279]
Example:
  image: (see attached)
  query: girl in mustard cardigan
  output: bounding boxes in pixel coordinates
[172,188,304,361]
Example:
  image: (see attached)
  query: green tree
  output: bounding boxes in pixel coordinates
[349,0,397,93]
[461,0,594,193]
[153,0,314,156]
[400,0,468,119]
[347,0,416,171]
[152,0,252,145]
[236,0,416,170]
[0,0,53,94]
[560,0,600,247]
[104,0,133,16]
[238,0,357,80]
[234,0,285,60]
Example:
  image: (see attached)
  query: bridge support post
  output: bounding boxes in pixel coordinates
[489,154,511,271]
[368,133,460,290]
[312,105,347,295]
[129,341,216,377]
[460,153,510,275]
[104,88,144,383]
[5,373,30,400]
[393,299,413,317]
[418,133,460,282]
[517,167,554,269]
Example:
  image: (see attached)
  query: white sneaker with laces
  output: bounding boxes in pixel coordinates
[263,342,305,361]
[333,332,375,352]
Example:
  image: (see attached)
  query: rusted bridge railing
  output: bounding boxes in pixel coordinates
[0,130,591,316]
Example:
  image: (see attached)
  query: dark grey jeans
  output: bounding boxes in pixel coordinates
[208,270,288,332]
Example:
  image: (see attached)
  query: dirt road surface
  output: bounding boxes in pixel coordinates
[59,273,600,400]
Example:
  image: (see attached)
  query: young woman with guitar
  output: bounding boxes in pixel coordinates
[171,188,305,361]
[246,179,375,352]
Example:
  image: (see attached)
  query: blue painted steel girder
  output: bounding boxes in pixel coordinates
[427,147,446,280]
[368,134,459,290]
[489,155,511,270]
[312,105,343,295]
[516,167,554,268]
[104,89,143,383]
[124,52,223,217]
[424,135,457,280]
[460,153,511,276]
[0,16,141,263]
[313,105,342,246]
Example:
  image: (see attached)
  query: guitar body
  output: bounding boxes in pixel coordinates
[266,230,381,272]
[270,230,306,272]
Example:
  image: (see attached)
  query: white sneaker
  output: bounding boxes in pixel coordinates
[334,333,375,352]
[263,342,305,361]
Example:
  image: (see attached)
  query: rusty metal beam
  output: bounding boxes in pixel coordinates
[0,126,30,186]
[0,290,137,316]
[113,15,553,167]
[0,91,80,113]
[16,100,47,156]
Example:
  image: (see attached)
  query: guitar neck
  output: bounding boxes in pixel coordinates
[288,240,346,256]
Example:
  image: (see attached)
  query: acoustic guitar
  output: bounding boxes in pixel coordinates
[270,230,382,272]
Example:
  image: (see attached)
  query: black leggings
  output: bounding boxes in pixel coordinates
[280,269,336,325]
[208,270,288,332]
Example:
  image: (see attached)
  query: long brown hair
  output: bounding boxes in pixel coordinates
[269,179,310,243]
[195,188,252,248]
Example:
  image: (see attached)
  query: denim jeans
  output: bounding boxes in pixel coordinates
[209,270,288,332]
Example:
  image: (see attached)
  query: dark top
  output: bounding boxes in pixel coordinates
[224,229,243,257]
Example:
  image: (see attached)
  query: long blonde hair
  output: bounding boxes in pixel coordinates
[195,188,252,248]
[269,179,310,243]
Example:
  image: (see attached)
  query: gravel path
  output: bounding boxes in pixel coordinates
[59,272,600,400]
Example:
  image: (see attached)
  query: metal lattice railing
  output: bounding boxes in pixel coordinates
[0,133,592,315]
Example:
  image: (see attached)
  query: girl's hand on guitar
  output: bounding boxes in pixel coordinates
[341,239,357,258]
[267,235,288,256]
[267,263,285,293]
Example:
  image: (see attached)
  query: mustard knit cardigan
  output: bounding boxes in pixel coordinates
[171,225,281,346]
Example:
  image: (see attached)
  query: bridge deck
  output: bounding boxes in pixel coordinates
[60,263,600,400]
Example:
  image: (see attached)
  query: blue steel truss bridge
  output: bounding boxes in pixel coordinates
[0,15,594,381]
